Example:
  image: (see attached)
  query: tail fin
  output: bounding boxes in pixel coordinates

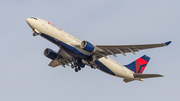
[124,55,150,74]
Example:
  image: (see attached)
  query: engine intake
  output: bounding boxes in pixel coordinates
[44,48,58,60]
[80,41,95,53]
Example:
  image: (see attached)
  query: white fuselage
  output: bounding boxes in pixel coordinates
[26,17,135,79]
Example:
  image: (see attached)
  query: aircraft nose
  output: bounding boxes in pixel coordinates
[26,18,33,29]
[26,18,31,25]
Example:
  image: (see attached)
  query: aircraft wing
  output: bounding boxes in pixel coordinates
[94,41,171,59]
[48,49,73,68]
[49,59,73,67]
[49,60,61,67]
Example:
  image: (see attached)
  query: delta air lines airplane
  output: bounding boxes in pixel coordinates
[26,17,171,83]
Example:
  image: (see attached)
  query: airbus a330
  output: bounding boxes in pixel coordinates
[26,17,171,83]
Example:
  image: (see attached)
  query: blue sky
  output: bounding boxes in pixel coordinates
[0,0,179,101]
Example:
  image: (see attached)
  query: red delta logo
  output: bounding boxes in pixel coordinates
[135,58,148,74]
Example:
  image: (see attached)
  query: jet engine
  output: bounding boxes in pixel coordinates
[44,48,58,60]
[80,40,95,53]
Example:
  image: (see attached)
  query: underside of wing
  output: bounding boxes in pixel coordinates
[49,58,73,67]
[94,41,171,59]
[48,48,73,68]
[49,60,61,67]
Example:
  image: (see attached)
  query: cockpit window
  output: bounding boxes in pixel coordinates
[31,17,38,20]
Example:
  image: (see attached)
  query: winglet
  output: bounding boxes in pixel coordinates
[164,41,172,46]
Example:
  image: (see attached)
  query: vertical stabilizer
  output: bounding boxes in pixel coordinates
[124,55,150,74]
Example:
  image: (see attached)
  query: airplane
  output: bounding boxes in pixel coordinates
[26,17,171,83]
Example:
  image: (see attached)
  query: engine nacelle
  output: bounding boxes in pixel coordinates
[80,40,95,53]
[44,48,58,60]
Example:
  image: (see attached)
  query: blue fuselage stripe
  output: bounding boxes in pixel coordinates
[40,33,88,58]
[41,33,115,75]
[95,60,115,75]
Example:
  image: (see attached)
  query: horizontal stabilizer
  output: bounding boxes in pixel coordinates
[134,74,163,78]
[123,79,135,83]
